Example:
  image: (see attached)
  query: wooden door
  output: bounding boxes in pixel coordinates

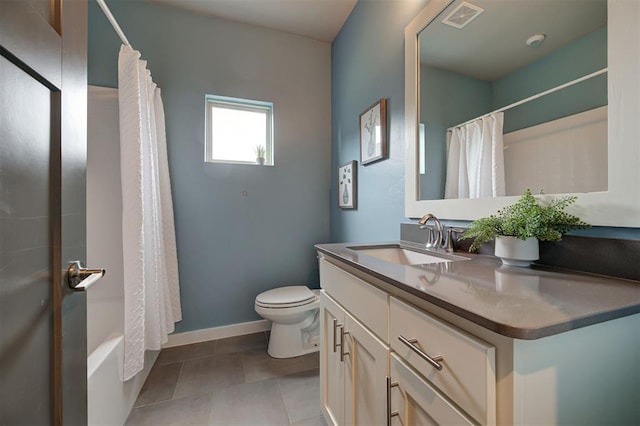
[344,312,388,426]
[0,0,88,424]
[320,291,345,426]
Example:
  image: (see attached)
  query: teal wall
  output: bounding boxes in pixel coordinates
[88,0,331,332]
[331,1,638,242]
[493,26,607,133]
[330,0,429,243]
[419,66,491,199]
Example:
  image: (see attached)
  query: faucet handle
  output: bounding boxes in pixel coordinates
[444,227,466,252]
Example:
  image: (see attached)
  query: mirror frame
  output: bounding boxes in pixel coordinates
[404,0,640,227]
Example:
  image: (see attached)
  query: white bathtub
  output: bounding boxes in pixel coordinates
[87,333,158,426]
[88,334,125,425]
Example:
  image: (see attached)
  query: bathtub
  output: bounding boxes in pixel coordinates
[88,334,125,425]
[87,333,158,426]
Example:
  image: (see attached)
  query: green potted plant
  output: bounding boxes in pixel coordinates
[255,145,266,165]
[461,189,590,267]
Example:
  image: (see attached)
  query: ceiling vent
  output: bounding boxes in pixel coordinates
[442,1,484,29]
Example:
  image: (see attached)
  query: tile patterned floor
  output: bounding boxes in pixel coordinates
[125,332,326,426]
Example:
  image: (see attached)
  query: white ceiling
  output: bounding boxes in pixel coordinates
[147,0,358,42]
[420,0,607,80]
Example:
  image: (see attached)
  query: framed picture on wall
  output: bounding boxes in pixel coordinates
[338,161,357,209]
[359,98,387,165]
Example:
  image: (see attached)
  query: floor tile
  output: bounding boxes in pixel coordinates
[173,353,243,399]
[291,416,328,426]
[134,362,182,407]
[156,340,217,365]
[302,351,319,368]
[208,378,289,426]
[125,394,211,425]
[242,350,319,383]
[278,368,322,424]
[214,332,268,354]
[132,334,322,426]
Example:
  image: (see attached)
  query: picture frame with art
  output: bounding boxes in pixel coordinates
[338,161,357,209]
[359,98,387,165]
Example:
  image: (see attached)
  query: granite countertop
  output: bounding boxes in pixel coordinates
[315,241,640,340]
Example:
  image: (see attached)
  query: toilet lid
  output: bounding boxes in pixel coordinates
[256,286,315,308]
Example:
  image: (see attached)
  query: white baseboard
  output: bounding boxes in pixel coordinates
[163,319,271,348]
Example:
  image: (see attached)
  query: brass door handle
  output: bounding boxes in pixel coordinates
[67,261,105,291]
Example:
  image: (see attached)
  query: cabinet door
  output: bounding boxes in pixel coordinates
[320,292,345,426]
[390,297,495,424]
[389,354,474,426]
[344,312,389,426]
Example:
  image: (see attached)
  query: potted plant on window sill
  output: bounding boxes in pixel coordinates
[461,189,591,267]
[255,145,266,165]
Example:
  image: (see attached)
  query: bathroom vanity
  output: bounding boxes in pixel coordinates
[316,242,640,425]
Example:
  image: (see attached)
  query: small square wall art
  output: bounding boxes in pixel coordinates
[360,98,387,165]
[338,161,357,209]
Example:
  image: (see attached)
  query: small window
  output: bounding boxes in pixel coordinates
[205,95,274,165]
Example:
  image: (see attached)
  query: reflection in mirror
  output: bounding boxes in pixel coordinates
[417,0,607,200]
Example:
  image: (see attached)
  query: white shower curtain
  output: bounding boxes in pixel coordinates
[119,45,182,381]
[444,112,506,199]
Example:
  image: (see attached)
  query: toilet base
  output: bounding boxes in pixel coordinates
[267,313,320,359]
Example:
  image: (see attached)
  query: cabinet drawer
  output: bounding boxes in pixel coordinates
[390,297,495,424]
[390,353,474,426]
[319,258,388,342]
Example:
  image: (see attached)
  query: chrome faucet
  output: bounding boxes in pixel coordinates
[418,213,465,252]
[418,213,444,249]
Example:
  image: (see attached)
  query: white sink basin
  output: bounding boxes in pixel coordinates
[349,246,451,266]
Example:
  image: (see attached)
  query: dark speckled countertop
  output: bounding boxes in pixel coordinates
[315,242,640,340]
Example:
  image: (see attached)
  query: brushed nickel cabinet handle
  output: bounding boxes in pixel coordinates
[398,335,444,371]
[340,326,350,362]
[386,376,400,426]
[332,318,343,353]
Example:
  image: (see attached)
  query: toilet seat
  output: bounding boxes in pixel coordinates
[255,286,316,309]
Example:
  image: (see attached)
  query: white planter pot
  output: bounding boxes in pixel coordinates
[494,236,539,267]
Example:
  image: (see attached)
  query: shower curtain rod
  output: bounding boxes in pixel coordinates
[447,67,608,132]
[96,0,132,47]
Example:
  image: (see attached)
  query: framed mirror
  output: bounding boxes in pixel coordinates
[404,0,640,227]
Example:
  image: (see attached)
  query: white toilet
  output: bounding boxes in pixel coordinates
[255,286,320,358]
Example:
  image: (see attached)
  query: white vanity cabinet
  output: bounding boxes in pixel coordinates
[318,252,640,425]
[319,256,492,425]
[319,256,390,425]
[320,291,389,426]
